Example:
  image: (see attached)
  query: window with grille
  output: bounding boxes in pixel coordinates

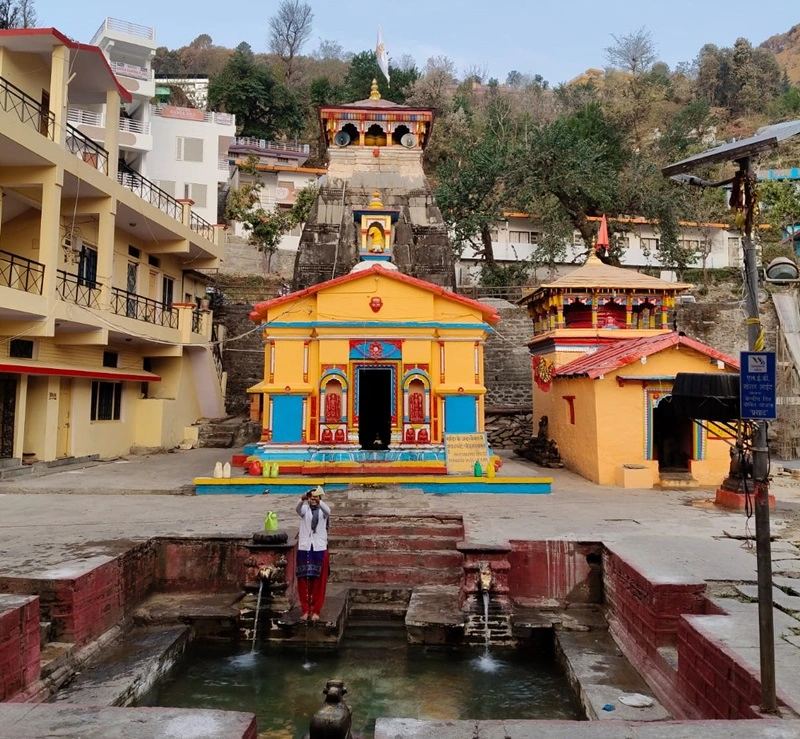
[91,381,122,421]
[176,137,204,162]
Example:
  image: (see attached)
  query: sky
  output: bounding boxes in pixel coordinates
[36,0,800,85]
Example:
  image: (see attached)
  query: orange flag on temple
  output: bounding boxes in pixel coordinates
[596,214,610,256]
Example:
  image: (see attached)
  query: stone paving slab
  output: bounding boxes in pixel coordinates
[735,585,800,616]
[374,718,800,738]
[557,631,670,722]
[52,626,190,707]
[0,704,256,738]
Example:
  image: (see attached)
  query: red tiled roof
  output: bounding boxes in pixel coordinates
[249,264,500,325]
[554,332,739,379]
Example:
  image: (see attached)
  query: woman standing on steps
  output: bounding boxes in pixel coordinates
[296,486,331,622]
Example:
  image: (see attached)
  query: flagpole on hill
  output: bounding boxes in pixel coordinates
[376,25,390,88]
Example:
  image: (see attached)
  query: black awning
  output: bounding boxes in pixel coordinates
[671,372,740,422]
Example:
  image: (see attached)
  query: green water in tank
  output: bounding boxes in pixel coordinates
[138,640,583,738]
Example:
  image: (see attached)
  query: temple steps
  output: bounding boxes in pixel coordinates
[326,513,465,588]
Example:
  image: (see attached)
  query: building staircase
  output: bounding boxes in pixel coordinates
[195,415,260,449]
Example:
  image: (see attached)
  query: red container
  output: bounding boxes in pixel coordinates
[248,460,263,476]
[232,454,247,468]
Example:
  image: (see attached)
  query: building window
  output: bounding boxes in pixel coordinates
[157,180,176,196]
[573,233,584,247]
[176,136,204,163]
[183,183,207,208]
[128,245,141,259]
[148,255,161,268]
[102,351,118,368]
[9,339,34,358]
[78,246,98,288]
[509,231,531,244]
[641,237,660,253]
[162,276,174,308]
[91,381,122,421]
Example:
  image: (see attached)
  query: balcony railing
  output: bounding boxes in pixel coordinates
[91,17,155,44]
[68,108,152,135]
[457,285,530,302]
[110,288,178,328]
[189,211,215,242]
[191,308,202,333]
[233,137,309,154]
[218,158,230,171]
[118,166,181,221]
[56,270,101,308]
[0,75,55,140]
[65,124,109,174]
[0,250,44,294]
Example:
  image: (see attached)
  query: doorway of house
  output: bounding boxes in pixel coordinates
[653,395,693,472]
[357,368,392,450]
[0,374,16,458]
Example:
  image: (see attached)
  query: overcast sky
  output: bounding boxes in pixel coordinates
[38,0,800,85]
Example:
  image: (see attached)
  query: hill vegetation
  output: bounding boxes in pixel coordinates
[146,4,800,282]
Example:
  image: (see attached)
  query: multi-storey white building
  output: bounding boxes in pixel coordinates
[69,19,235,228]
[458,213,744,286]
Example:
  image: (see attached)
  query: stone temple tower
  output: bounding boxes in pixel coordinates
[293,81,455,289]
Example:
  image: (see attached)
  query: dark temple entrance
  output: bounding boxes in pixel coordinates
[357,368,392,450]
[653,396,693,471]
[0,374,17,458]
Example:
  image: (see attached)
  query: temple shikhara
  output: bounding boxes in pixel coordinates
[243,83,500,477]
[519,227,739,488]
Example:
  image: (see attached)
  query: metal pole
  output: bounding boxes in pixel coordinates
[739,157,777,714]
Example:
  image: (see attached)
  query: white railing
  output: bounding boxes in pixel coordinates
[119,117,150,134]
[233,137,310,154]
[110,61,153,82]
[91,18,155,45]
[69,108,151,136]
[68,108,103,127]
[218,158,230,171]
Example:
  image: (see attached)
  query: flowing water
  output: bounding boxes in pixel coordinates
[250,581,263,653]
[138,640,583,738]
[474,590,500,673]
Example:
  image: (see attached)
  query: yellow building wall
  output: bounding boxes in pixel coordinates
[0,50,52,102]
[319,339,348,365]
[317,276,436,322]
[273,340,306,387]
[402,340,431,364]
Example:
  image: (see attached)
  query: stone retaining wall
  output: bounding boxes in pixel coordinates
[485,410,532,449]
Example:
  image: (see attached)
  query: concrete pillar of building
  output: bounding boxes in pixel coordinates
[104,89,121,181]
[38,168,64,297]
[96,201,117,309]
[12,374,28,459]
[49,44,70,147]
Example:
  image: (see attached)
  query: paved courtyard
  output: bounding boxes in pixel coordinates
[1,448,800,736]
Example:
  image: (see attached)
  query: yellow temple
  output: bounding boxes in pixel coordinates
[245,254,499,475]
[519,252,739,488]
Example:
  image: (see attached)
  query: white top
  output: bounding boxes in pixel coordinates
[295,500,330,551]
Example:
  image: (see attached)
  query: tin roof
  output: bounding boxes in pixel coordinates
[554,332,738,379]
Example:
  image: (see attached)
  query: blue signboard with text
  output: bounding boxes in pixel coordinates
[740,351,777,420]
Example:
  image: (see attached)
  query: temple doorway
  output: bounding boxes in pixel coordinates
[358,368,392,450]
[653,395,693,471]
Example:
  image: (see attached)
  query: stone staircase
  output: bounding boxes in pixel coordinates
[329,513,465,587]
[195,416,260,449]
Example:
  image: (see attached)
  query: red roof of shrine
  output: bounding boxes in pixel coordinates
[554,332,739,379]
[249,264,500,325]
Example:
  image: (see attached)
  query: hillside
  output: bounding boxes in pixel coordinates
[761,23,800,84]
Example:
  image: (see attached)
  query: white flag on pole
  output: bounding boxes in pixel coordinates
[376,25,390,87]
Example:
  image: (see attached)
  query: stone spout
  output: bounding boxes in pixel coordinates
[478,562,493,593]
[257,565,276,582]
[305,679,353,739]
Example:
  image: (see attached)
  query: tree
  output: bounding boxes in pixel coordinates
[16,0,34,27]
[340,50,418,104]
[312,38,348,62]
[208,42,301,139]
[605,27,657,77]
[268,0,313,83]
[225,156,317,257]
[0,0,19,29]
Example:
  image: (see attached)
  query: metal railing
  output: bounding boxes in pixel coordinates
[189,211,215,242]
[91,17,155,44]
[218,158,230,171]
[119,117,150,134]
[110,287,178,328]
[0,75,55,139]
[191,308,202,333]
[65,124,109,174]
[233,137,309,154]
[0,250,44,294]
[118,165,181,221]
[68,108,151,136]
[56,269,101,308]
[211,322,224,383]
